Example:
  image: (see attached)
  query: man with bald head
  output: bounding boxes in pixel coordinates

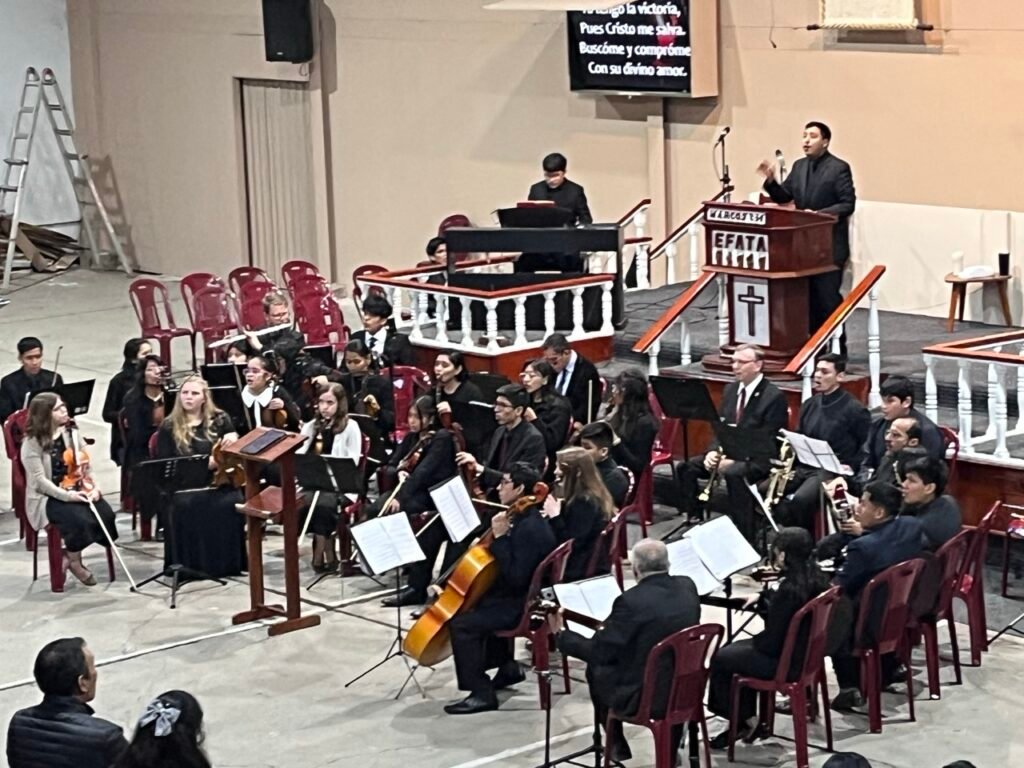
[552,539,701,761]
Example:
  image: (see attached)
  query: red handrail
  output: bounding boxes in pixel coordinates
[617,199,652,227]
[649,189,730,261]
[783,265,887,374]
[632,270,717,354]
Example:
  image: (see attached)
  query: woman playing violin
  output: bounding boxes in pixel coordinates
[241,353,300,433]
[122,355,167,471]
[21,392,118,587]
[102,337,151,465]
[154,375,247,578]
[297,383,363,574]
[341,339,394,437]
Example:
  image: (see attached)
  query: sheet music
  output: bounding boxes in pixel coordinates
[553,575,621,639]
[685,516,760,581]
[781,430,850,475]
[666,538,720,596]
[350,514,425,575]
[429,476,481,543]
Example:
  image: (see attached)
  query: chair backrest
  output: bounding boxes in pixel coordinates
[633,623,724,724]
[389,365,431,439]
[648,387,680,458]
[281,259,321,288]
[771,586,842,688]
[191,283,238,339]
[294,294,346,347]
[959,501,1000,591]
[3,410,29,520]
[932,528,972,619]
[854,558,926,655]
[228,265,270,296]
[619,465,637,506]
[179,272,224,328]
[129,278,178,335]
[148,431,159,458]
[238,280,277,331]
[939,425,960,480]
[438,213,471,234]
[289,273,331,304]
[585,510,628,587]
[351,264,388,312]
[507,540,574,636]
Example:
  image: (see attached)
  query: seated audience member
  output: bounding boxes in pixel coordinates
[822,755,873,768]
[606,369,659,480]
[21,393,118,587]
[829,481,923,711]
[543,447,614,582]
[553,539,700,760]
[542,333,601,426]
[349,293,413,367]
[707,528,831,747]
[102,337,150,464]
[0,336,64,424]
[577,421,629,508]
[899,456,961,550]
[520,358,573,480]
[858,376,944,478]
[826,416,922,501]
[445,463,556,714]
[114,690,211,768]
[6,637,128,768]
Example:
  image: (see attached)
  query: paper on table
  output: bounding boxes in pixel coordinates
[686,516,760,582]
[429,475,481,543]
[781,430,850,475]
[666,538,720,596]
[350,514,425,575]
[553,575,621,639]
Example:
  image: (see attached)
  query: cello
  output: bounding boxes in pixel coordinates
[402,482,549,668]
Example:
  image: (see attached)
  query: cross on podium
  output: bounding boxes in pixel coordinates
[737,284,765,337]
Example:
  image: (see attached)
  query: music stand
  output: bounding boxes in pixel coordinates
[302,344,336,369]
[650,376,719,460]
[200,363,246,389]
[349,414,387,467]
[208,385,249,433]
[450,399,497,457]
[468,371,509,403]
[497,206,574,229]
[132,455,227,608]
[294,454,364,588]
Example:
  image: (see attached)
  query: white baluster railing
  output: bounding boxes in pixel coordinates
[679,318,692,366]
[717,274,730,347]
[801,359,814,402]
[513,296,528,346]
[924,354,939,424]
[957,359,974,453]
[867,284,882,408]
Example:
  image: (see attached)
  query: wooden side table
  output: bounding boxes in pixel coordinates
[945,272,1012,332]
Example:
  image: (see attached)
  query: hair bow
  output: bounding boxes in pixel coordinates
[138,699,181,738]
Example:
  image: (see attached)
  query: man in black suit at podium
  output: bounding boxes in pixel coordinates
[674,344,789,544]
[758,122,856,345]
[524,152,592,272]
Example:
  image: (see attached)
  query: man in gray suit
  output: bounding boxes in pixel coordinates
[758,122,856,347]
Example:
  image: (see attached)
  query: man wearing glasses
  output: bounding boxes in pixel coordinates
[456,383,547,498]
[673,344,788,544]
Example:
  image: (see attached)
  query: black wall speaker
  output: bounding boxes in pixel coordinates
[262,0,313,63]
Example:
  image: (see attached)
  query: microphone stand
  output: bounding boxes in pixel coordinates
[717,133,733,202]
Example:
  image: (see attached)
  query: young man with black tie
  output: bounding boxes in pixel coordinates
[542,333,601,427]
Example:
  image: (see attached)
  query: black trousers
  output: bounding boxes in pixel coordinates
[808,269,846,356]
[406,516,460,597]
[675,454,765,545]
[449,597,522,696]
[46,497,117,554]
[773,467,836,532]
[707,639,778,723]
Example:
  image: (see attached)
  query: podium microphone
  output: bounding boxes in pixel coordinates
[715,126,731,145]
[775,149,786,180]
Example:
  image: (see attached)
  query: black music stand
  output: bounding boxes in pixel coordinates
[468,371,510,402]
[57,379,95,416]
[349,414,387,467]
[497,206,575,229]
[132,455,227,608]
[302,344,336,369]
[200,363,246,389]
[649,376,718,461]
[294,454,364,589]
[450,399,498,457]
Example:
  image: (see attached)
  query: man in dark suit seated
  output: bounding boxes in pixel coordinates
[899,456,961,551]
[542,333,602,427]
[0,337,64,424]
[348,293,413,368]
[758,121,856,348]
[674,344,789,545]
[445,463,556,715]
[552,539,701,762]
[6,637,128,768]
[578,421,630,508]
[826,481,923,710]
[859,376,945,474]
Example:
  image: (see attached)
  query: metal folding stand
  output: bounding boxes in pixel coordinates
[988,611,1024,646]
[343,568,425,699]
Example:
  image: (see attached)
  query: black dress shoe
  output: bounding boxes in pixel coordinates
[607,738,632,762]
[491,662,526,690]
[382,587,425,607]
[444,692,498,715]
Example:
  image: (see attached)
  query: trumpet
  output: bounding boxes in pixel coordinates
[698,451,723,504]
[764,437,796,511]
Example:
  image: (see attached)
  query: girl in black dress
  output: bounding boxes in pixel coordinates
[543,446,614,582]
[432,349,486,456]
[122,355,168,471]
[520,358,573,481]
[606,368,659,479]
[240,353,300,433]
[342,339,395,438]
[155,375,247,578]
[102,337,150,464]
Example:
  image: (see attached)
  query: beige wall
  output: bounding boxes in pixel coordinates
[67,0,1024,318]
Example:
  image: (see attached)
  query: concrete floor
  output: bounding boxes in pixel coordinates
[0,269,1021,768]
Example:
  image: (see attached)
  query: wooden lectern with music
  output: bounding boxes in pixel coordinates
[225,427,320,637]
[700,201,837,373]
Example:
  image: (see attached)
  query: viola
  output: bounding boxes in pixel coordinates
[397,430,435,473]
[402,482,550,667]
[60,420,95,493]
[439,402,484,499]
[211,439,247,489]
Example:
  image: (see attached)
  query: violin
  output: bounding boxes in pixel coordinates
[60,420,95,494]
[397,430,435,473]
[439,400,484,500]
[402,482,549,667]
[211,438,247,488]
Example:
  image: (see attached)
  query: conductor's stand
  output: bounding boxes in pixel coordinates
[498,204,579,274]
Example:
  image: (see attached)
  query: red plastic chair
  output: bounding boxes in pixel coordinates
[191,283,239,363]
[3,409,29,545]
[389,365,432,442]
[128,278,196,370]
[179,272,225,328]
[495,539,574,696]
[584,510,628,588]
[851,558,926,733]
[438,213,473,263]
[956,501,1000,665]
[237,280,278,332]
[294,294,348,357]
[606,623,724,768]
[938,425,960,481]
[911,529,970,699]
[35,523,116,593]
[727,587,842,768]
[228,265,270,296]
[351,264,389,314]
[281,259,322,289]
[630,468,653,534]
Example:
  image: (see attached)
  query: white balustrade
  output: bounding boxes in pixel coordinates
[600,283,613,335]
[460,297,472,343]
[484,299,499,353]
[390,285,404,328]
[635,243,650,290]
[801,359,814,402]
[572,287,585,336]
[995,363,1009,458]
[924,354,938,424]
[689,223,701,281]
[984,356,999,440]
[867,285,882,407]
[543,291,556,337]
[513,296,527,346]
[436,295,449,345]
[416,275,430,328]
[408,285,423,341]
[957,360,974,453]
[679,319,692,366]
[648,340,660,376]
[1017,343,1024,432]
[717,274,729,347]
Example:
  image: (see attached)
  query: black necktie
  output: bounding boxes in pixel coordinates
[557,369,568,394]
[736,388,747,423]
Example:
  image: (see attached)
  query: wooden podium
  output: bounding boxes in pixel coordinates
[225,427,320,637]
[700,201,837,373]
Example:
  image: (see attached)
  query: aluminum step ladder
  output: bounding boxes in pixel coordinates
[1,67,43,291]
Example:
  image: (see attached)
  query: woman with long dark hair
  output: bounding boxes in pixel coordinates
[706,527,831,748]
[520,358,573,480]
[115,690,211,768]
[432,349,485,455]
[341,338,395,437]
[543,446,614,582]
[102,337,151,464]
[122,354,167,471]
[606,368,658,479]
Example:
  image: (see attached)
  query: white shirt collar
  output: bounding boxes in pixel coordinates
[242,387,273,408]
[739,374,763,399]
[368,327,388,350]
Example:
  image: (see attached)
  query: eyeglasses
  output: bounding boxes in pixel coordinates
[494,401,514,410]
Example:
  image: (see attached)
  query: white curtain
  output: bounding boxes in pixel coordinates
[241,80,316,277]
